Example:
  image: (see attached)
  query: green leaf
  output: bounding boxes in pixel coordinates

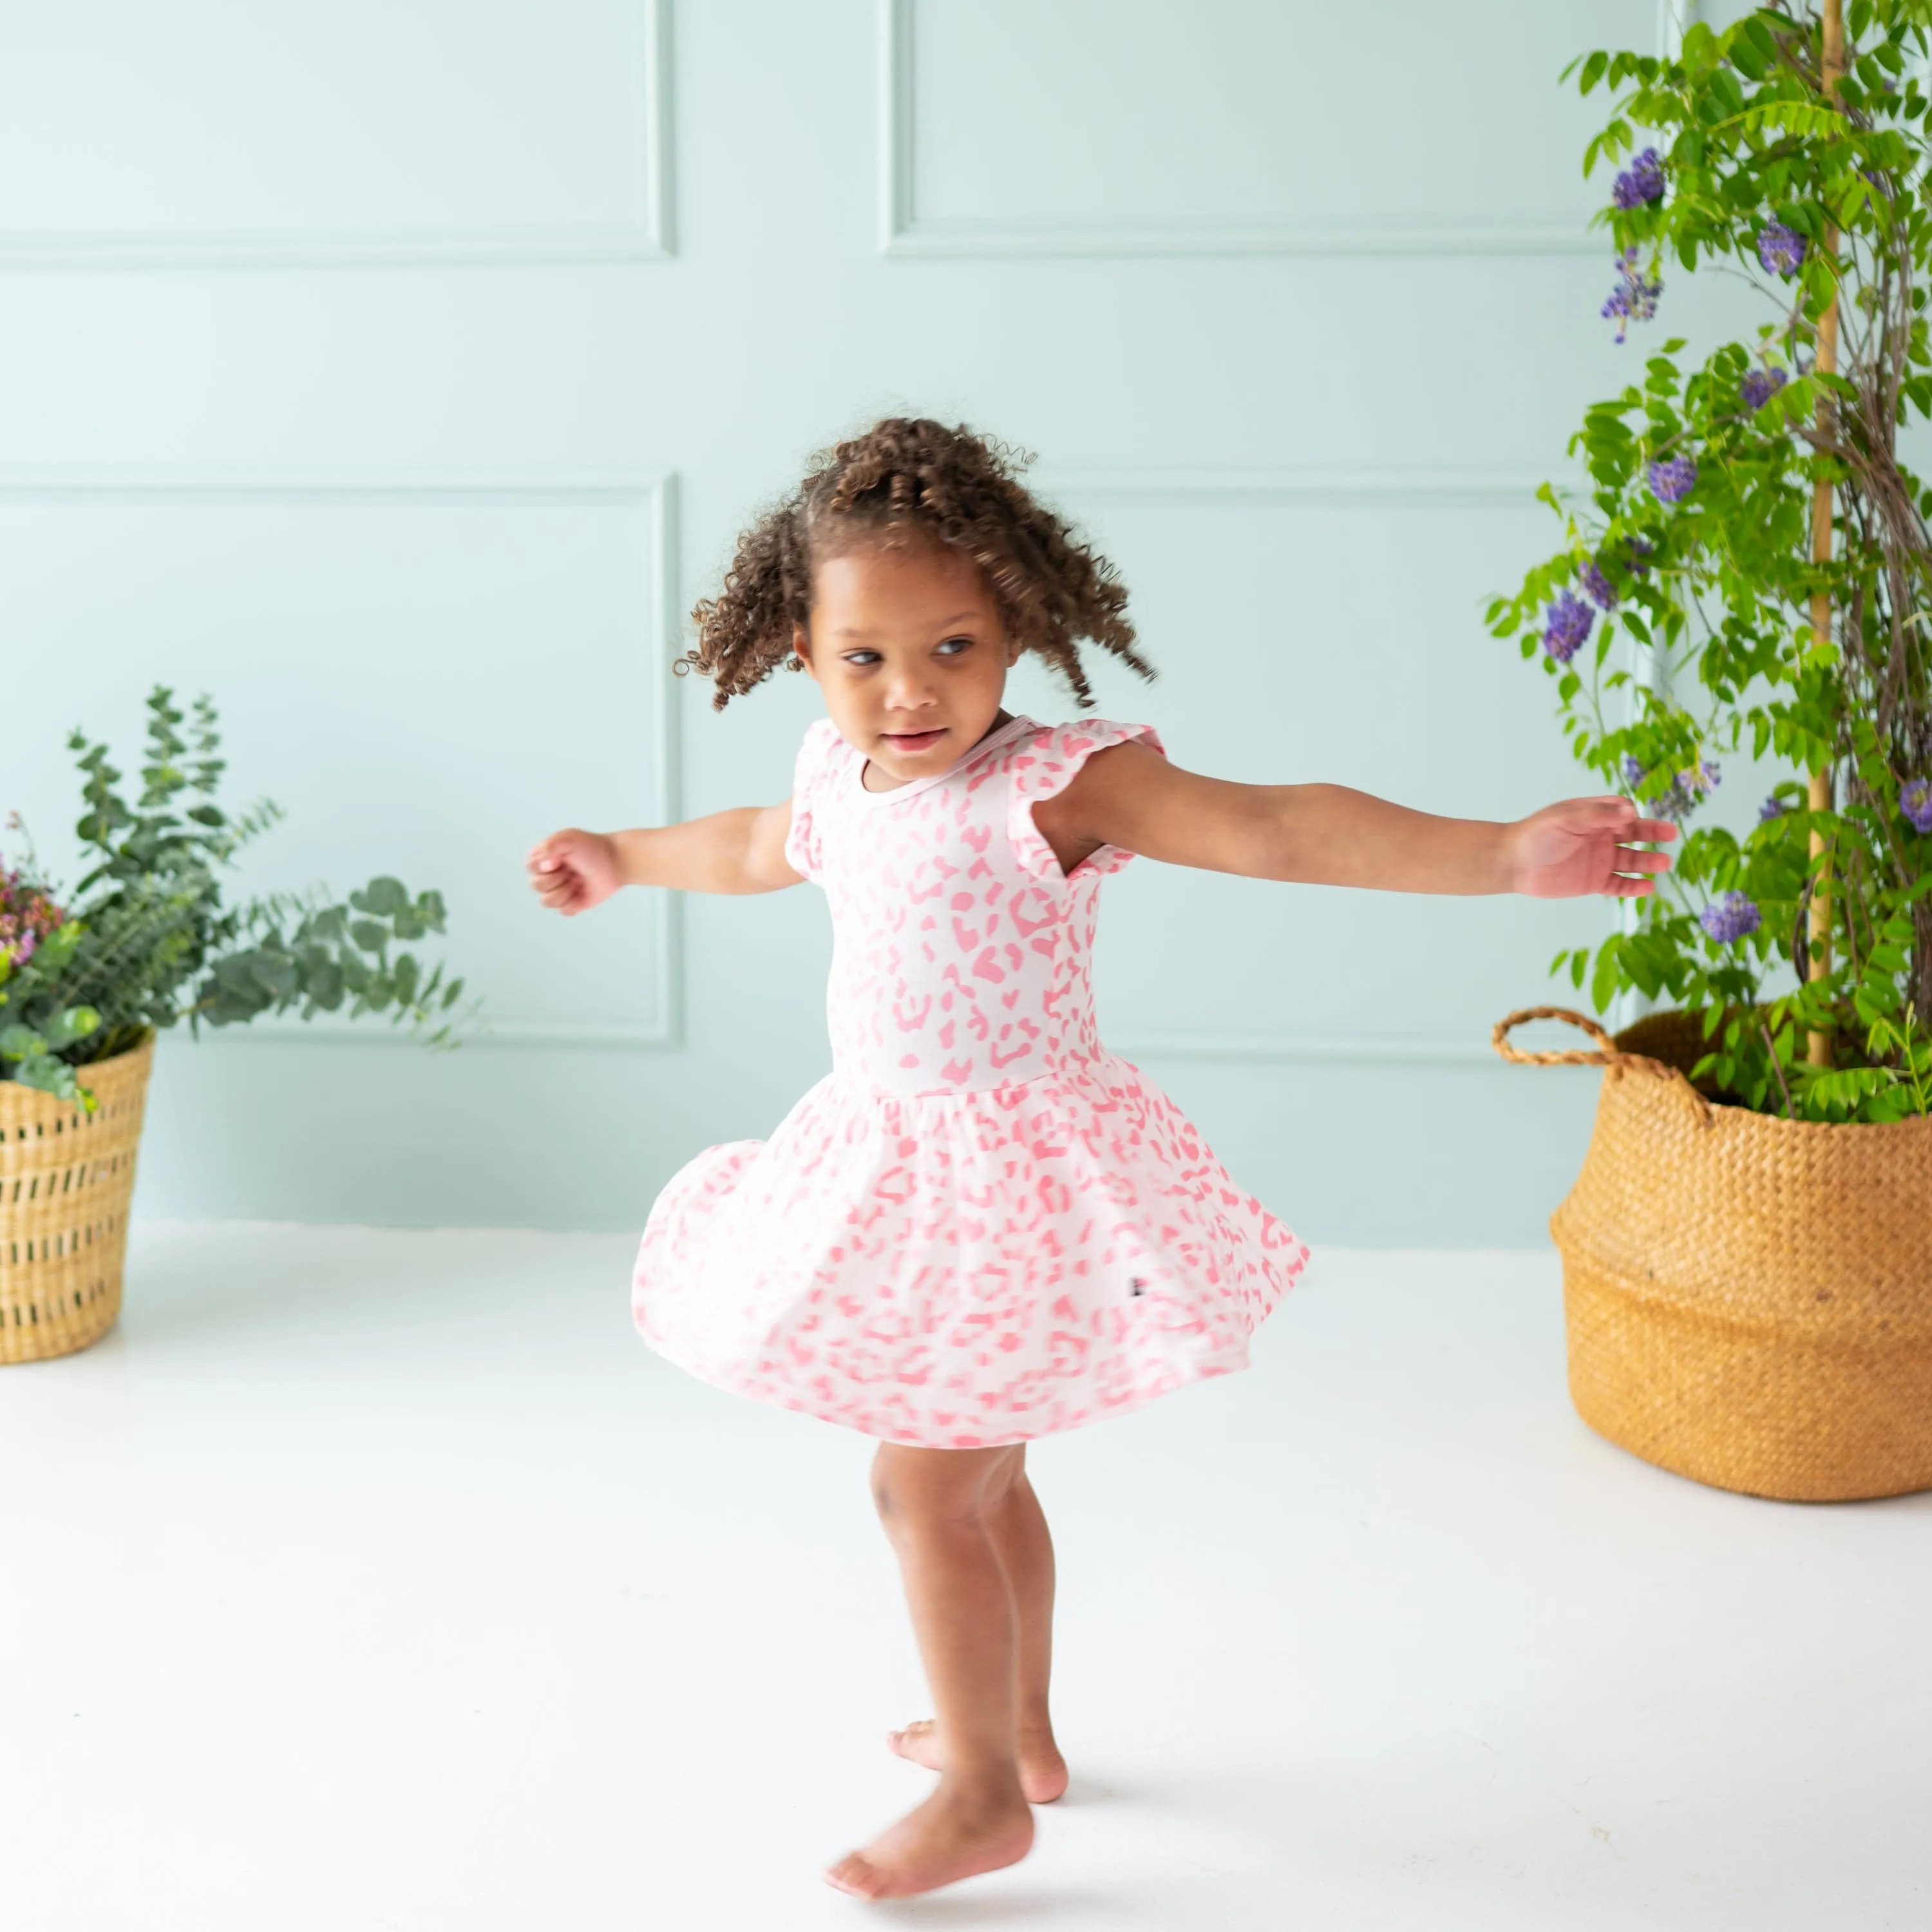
[348,919,390,954]
[34,923,84,974]
[1729,29,1769,80]
[1719,100,1842,140]
[247,951,299,999]
[13,1054,85,1103]
[1591,940,1624,1014]
[0,1023,50,1061]
[41,1006,102,1050]
[1707,68,1745,118]
[210,953,253,992]
[301,959,345,1010]
[351,876,409,918]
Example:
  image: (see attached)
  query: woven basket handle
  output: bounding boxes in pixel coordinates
[1492,1005,1713,1121]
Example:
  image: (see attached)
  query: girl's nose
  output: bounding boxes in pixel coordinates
[884,672,938,712]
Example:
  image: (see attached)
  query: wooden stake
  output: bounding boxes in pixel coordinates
[1808,0,1845,1070]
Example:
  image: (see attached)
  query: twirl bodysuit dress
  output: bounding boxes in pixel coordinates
[633,714,1307,1448]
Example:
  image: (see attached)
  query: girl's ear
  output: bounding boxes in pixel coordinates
[792,623,813,672]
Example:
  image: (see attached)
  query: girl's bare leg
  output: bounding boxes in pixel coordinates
[823,1444,1036,1901]
[887,1446,1069,1802]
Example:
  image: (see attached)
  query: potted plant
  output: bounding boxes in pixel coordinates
[1488,0,1931,1500]
[1,686,466,1364]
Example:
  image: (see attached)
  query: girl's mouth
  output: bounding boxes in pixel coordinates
[882,729,946,752]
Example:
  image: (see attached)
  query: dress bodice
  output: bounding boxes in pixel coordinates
[784,714,1163,1097]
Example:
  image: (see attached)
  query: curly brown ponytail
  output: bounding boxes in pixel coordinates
[677,419,1154,710]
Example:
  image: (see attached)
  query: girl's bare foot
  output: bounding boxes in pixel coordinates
[886,1718,1070,1803]
[824,1786,1034,1901]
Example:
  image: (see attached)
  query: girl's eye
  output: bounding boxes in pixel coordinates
[841,650,882,667]
[936,636,972,656]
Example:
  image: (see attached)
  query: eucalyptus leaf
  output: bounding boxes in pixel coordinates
[13,1053,83,1101]
[352,877,409,918]
[0,1023,48,1061]
[41,1006,102,1050]
[303,959,345,1009]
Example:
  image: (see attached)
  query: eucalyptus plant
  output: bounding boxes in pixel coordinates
[1491,0,1932,1121]
[0,687,466,1104]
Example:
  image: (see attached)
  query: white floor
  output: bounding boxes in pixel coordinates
[3,1227,1927,1932]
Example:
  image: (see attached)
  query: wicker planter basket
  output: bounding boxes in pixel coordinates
[1495,1006,1932,1503]
[1,1034,155,1365]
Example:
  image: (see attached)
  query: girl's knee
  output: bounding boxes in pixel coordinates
[871,1443,1018,1527]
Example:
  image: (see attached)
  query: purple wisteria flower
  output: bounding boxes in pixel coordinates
[1904,777,1932,833]
[1758,793,1789,824]
[1741,366,1788,412]
[1612,147,1667,209]
[1580,559,1618,609]
[1647,454,1698,504]
[1625,757,1719,821]
[1602,248,1663,343]
[1700,891,1763,944]
[1662,759,1721,820]
[1543,590,1594,664]
[1757,222,1808,278]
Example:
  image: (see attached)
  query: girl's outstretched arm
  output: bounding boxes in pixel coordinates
[1037,743,1677,899]
[527,801,801,916]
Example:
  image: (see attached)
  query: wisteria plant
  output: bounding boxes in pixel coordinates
[1,687,468,1105]
[1490,0,1932,1122]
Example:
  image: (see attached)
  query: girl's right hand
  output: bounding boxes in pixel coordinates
[526,828,622,916]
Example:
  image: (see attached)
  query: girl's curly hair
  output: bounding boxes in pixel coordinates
[677,417,1154,709]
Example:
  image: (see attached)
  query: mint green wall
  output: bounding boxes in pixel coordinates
[5,0,1677,1244]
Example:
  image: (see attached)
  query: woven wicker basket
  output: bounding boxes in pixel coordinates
[0,1034,155,1365]
[1495,1006,1932,1502]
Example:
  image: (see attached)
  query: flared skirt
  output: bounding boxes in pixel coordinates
[632,1053,1307,1448]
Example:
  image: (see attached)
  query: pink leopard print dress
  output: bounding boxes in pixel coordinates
[632,714,1307,1447]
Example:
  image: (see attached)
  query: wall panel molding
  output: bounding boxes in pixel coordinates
[0,0,675,269]
[1108,1030,1500,1067]
[1041,462,1605,1068]
[0,466,683,1049]
[878,0,1606,260]
[1037,465,1561,509]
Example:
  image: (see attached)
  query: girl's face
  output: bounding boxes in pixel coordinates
[794,539,1021,789]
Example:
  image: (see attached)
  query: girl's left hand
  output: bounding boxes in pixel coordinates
[1506,797,1679,899]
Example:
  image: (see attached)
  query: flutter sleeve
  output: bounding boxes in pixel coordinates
[1007,719,1167,882]
[783,717,844,884]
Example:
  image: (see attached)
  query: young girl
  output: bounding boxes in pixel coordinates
[527,419,1675,1902]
